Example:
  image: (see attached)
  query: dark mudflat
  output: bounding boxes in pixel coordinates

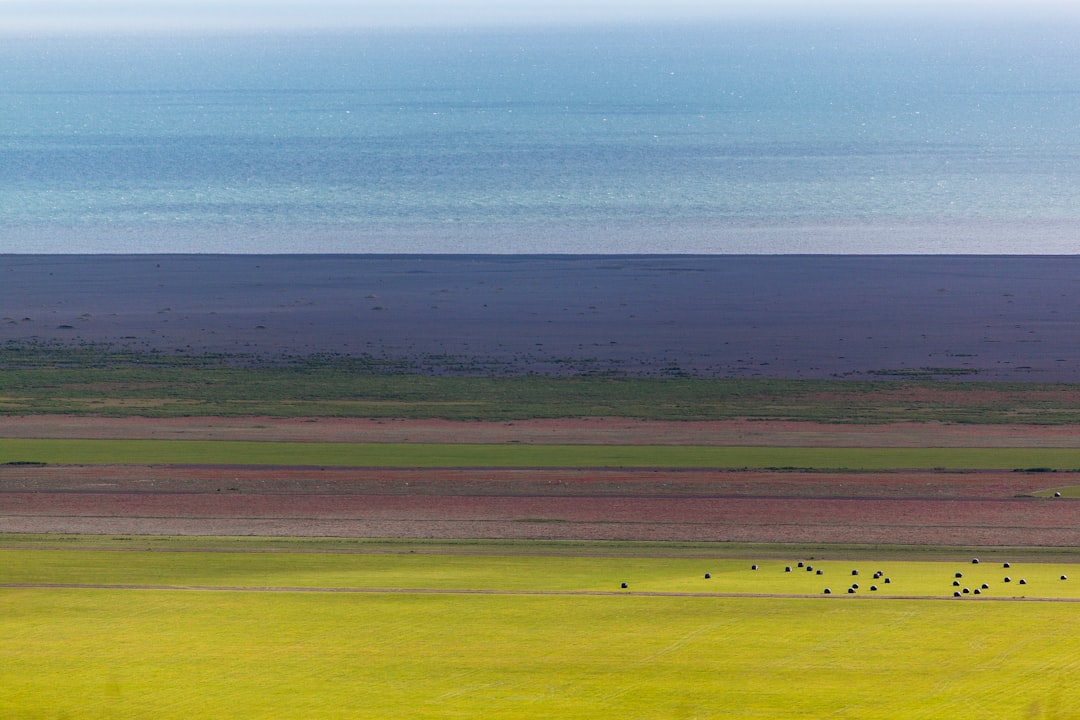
[3,254,1077,380]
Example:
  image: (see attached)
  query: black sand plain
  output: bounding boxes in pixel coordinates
[3,254,1079,380]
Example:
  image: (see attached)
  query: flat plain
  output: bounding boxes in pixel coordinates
[2,255,1079,718]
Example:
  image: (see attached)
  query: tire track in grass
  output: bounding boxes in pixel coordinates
[3,582,1080,602]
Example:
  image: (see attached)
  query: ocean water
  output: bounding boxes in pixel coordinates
[2,20,1080,253]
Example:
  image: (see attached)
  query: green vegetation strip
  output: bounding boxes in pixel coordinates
[3,547,1079,719]
[5,438,1080,469]
[6,344,1080,423]
[1031,485,1080,499]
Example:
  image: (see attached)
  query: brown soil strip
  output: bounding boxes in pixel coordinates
[2,463,1074,545]
[0,465,1065,498]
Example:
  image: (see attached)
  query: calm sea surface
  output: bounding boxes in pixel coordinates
[2,21,1079,253]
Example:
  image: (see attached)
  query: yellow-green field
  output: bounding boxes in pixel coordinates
[2,548,1077,599]
[2,542,1079,719]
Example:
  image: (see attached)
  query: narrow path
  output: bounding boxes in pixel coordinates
[2,582,1077,601]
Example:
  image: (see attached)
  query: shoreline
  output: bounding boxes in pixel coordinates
[4,218,1080,254]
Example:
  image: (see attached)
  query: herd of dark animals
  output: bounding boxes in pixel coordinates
[616,559,1068,595]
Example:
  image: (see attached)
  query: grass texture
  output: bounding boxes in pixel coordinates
[2,548,1079,719]
[2,549,1076,598]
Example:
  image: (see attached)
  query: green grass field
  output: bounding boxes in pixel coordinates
[2,543,1079,719]
[6,437,1080,470]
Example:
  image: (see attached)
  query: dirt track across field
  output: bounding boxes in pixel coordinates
[3,582,1078,601]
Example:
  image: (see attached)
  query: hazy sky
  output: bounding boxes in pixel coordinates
[1,0,1076,33]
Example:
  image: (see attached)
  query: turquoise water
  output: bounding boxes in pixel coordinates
[2,20,1079,253]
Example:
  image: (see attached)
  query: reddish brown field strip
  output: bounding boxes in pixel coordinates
[1,484,1074,545]
[3,416,1075,547]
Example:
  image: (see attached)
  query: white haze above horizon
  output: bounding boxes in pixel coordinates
[1,0,1077,34]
